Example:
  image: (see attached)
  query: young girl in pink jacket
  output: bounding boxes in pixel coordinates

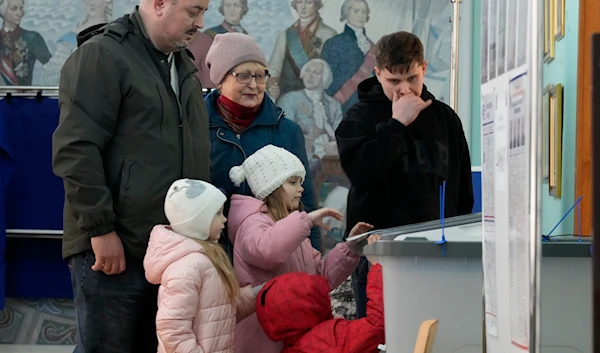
[226,145,372,353]
[144,179,264,353]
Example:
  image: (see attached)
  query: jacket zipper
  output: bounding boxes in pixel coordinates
[213,109,285,195]
[217,128,248,194]
[177,69,200,129]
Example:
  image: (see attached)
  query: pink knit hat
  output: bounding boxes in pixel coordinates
[205,33,268,85]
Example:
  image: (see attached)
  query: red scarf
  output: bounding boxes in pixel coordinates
[216,94,260,134]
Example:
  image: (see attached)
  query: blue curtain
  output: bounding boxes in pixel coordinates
[0,97,66,300]
[0,98,15,309]
[1,97,64,231]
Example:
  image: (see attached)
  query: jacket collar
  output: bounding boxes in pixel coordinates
[206,90,284,129]
[130,7,150,41]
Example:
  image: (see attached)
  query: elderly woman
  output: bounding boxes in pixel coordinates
[204,32,320,256]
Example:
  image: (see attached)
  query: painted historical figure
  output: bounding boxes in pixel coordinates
[0,0,51,86]
[277,58,342,174]
[321,0,375,112]
[267,0,336,101]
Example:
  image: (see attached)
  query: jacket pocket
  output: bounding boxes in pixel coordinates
[115,159,135,214]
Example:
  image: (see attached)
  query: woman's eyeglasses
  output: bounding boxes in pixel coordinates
[230,71,270,84]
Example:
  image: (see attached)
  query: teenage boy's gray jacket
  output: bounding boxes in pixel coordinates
[52,9,211,260]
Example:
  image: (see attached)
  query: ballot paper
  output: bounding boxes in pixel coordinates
[345,230,378,243]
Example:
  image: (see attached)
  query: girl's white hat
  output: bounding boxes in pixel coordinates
[229,145,306,200]
[164,179,226,241]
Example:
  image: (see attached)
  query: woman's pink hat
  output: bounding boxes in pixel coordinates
[205,32,268,85]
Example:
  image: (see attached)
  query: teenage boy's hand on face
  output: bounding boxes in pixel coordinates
[391,90,432,126]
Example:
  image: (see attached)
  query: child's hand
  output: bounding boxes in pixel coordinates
[346,223,376,255]
[367,234,381,244]
[308,208,343,231]
[366,234,381,265]
[348,222,374,238]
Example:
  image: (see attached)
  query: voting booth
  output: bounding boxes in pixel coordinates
[364,213,591,353]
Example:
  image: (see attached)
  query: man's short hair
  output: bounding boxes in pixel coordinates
[375,31,425,74]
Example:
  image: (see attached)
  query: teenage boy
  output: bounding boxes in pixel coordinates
[335,31,474,318]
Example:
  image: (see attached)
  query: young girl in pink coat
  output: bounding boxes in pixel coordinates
[144,179,264,353]
[226,145,373,353]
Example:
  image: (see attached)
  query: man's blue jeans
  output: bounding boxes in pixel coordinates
[69,251,159,353]
[351,256,371,318]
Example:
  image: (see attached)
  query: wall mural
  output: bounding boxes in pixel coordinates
[8,0,464,252]
[2,0,117,86]
[193,0,459,253]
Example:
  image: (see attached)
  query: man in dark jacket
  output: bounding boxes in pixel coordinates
[51,0,210,351]
[335,31,474,318]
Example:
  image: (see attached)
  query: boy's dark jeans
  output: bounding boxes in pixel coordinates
[351,256,371,318]
[69,251,159,353]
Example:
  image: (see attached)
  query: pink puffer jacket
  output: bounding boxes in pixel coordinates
[227,195,360,353]
[144,225,256,353]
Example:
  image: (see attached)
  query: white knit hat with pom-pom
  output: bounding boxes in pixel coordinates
[229,145,306,200]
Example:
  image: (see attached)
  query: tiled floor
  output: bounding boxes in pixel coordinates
[0,299,76,344]
[0,345,74,353]
[0,281,356,350]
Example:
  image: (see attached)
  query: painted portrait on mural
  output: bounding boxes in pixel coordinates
[5,0,122,86]
[277,58,343,177]
[321,0,375,112]
[0,0,51,86]
[267,0,336,101]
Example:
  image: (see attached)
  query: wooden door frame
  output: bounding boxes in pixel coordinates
[575,0,600,236]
